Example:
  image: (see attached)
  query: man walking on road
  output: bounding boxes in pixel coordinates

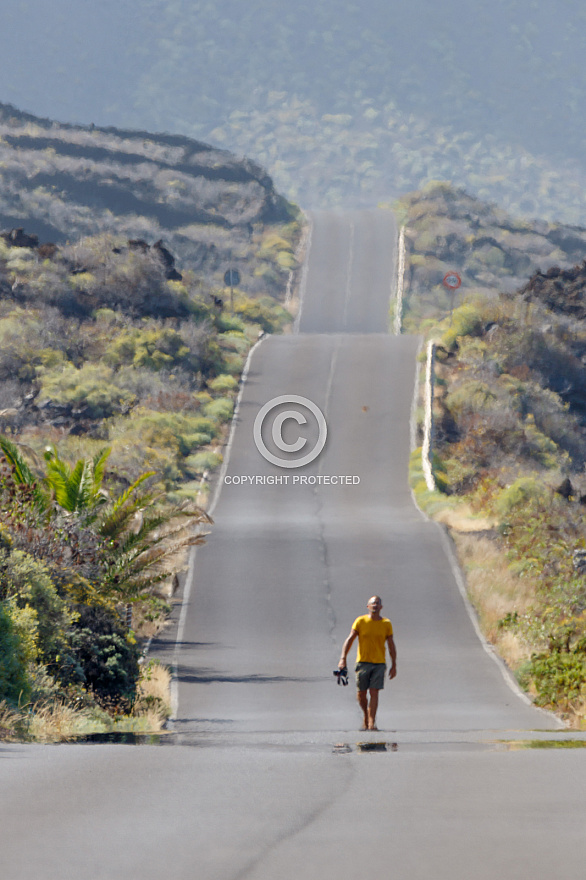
[338,596,397,730]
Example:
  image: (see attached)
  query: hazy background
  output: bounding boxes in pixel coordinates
[3,0,586,220]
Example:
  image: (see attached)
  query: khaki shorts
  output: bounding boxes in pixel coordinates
[355,662,386,691]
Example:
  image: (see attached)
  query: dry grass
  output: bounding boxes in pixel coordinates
[136,661,171,704]
[452,532,535,672]
[28,703,93,743]
[565,700,586,730]
[134,661,172,728]
[0,698,109,743]
[0,700,24,741]
[436,503,496,532]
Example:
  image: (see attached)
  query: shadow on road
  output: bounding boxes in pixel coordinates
[176,667,326,685]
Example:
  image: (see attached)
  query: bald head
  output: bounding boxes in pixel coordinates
[367,596,383,619]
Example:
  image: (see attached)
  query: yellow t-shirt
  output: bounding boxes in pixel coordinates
[352,615,393,664]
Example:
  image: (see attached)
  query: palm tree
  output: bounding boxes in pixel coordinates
[0,436,213,624]
[0,438,111,516]
[97,472,212,614]
[43,445,111,514]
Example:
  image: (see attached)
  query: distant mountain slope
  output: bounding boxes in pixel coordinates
[0,102,295,291]
[3,0,586,221]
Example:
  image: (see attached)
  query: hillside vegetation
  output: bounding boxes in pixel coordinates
[399,183,586,724]
[0,107,302,738]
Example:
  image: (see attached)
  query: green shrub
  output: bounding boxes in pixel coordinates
[0,602,31,705]
[105,327,192,372]
[182,432,214,450]
[6,601,40,665]
[520,651,586,708]
[442,303,484,349]
[92,308,119,325]
[219,331,251,354]
[234,295,292,333]
[203,397,234,422]
[109,410,218,485]
[40,364,135,419]
[65,605,141,705]
[185,451,223,475]
[523,415,560,469]
[258,232,294,259]
[215,313,247,333]
[133,328,190,370]
[209,374,238,393]
[103,331,137,367]
[446,381,497,416]
[0,312,64,382]
[0,551,73,665]
[443,456,478,494]
[496,477,549,517]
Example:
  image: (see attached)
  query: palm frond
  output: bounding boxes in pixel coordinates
[0,435,38,485]
[109,472,156,516]
[0,435,49,510]
[92,447,111,493]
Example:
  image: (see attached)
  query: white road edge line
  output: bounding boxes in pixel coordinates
[169,333,268,724]
[422,339,436,491]
[408,338,565,728]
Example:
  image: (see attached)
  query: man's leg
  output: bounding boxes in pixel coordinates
[357,690,369,729]
[367,688,379,730]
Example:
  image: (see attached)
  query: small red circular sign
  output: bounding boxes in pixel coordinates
[443,271,462,290]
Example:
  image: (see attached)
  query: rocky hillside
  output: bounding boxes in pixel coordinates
[520,264,586,322]
[0,102,297,297]
[398,182,586,330]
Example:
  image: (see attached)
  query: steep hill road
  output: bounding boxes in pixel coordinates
[2,210,586,880]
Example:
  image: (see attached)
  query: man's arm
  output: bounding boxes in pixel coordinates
[387,634,397,679]
[339,630,358,669]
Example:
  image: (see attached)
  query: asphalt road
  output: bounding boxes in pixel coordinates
[2,209,585,880]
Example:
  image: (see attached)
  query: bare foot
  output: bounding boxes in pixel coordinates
[360,723,368,731]
[368,724,378,731]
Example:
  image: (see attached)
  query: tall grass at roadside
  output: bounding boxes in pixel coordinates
[452,533,534,670]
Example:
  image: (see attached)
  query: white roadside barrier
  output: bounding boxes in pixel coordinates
[393,225,406,336]
[422,339,436,491]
